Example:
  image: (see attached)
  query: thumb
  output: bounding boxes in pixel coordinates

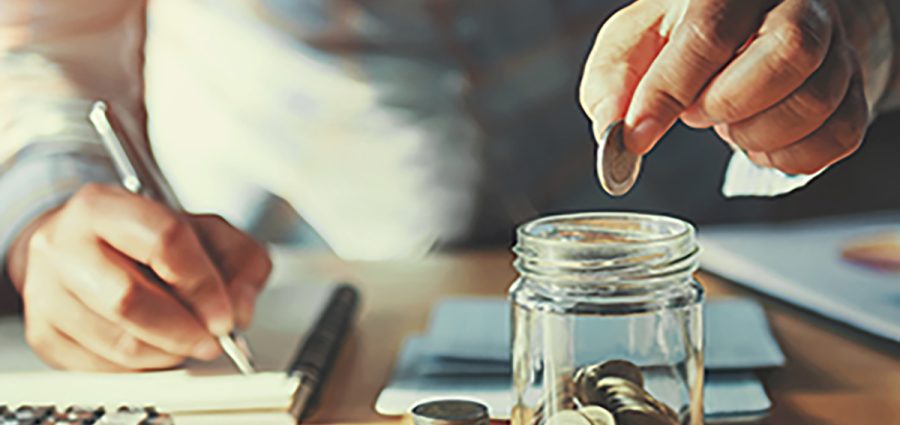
[579,0,668,153]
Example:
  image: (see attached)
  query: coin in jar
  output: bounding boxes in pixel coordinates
[544,410,593,425]
[578,406,616,425]
[594,360,644,388]
[596,120,642,196]
[615,406,678,425]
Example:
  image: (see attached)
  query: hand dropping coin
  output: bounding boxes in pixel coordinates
[597,120,642,196]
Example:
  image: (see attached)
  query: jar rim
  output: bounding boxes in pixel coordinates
[513,212,698,284]
[517,211,693,248]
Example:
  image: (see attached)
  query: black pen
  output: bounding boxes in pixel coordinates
[288,284,360,422]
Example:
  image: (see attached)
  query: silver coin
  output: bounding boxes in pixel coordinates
[544,410,593,425]
[411,400,490,425]
[578,406,616,425]
[597,120,642,196]
[595,360,644,388]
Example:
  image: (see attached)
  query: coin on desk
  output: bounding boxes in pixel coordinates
[597,120,642,196]
[411,400,490,425]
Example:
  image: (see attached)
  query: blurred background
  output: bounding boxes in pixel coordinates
[0,0,897,259]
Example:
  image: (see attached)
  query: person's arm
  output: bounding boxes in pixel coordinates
[875,0,900,113]
[0,1,272,371]
[0,0,147,271]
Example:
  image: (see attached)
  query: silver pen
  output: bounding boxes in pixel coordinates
[89,100,256,375]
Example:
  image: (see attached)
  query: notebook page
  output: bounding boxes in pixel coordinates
[0,254,334,415]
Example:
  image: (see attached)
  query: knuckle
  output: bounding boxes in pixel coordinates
[684,16,741,59]
[24,322,50,351]
[648,87,692,118]
[832,88,869,152]
[112,332,143,359]
[772,20,829,74]
[155,216,191,257]
[69,183,108,213]
[703,92,744,122]
[110,278,143,319]
[27,226,56,257]
[792,83,840,118]
[250,247,273,282]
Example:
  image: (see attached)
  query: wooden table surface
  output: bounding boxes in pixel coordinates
[290,250,900,425]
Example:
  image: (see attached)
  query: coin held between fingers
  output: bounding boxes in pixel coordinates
[597,120,642,196]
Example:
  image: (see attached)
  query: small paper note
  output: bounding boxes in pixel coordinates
[721,149,822,197]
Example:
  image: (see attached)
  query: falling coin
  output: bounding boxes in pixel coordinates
[597,120,642,196]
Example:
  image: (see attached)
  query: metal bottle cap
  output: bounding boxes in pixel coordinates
[411,400,490,425]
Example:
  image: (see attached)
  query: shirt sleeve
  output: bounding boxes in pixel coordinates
[877,0,900,112]
[0,0,147,262]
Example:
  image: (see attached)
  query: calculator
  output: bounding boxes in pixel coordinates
[0,405,173,424]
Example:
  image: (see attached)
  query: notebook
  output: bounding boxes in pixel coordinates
[0,251,336,425]
[699,211,900,343]
[376,297,782,422]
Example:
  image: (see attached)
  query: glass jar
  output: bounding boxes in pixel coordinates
[509,212,704,425]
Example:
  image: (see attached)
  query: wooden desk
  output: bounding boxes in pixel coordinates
[293,250,900,425]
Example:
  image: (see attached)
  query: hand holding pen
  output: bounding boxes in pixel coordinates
[3,102,270,372]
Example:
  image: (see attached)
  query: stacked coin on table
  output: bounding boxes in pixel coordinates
[536,359,681,425]
[0,405,173,425]
[411,399,490,425]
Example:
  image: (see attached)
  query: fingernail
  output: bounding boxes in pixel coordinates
[237,285,258,328]
[193,338,221,360]
[625,117,663,155]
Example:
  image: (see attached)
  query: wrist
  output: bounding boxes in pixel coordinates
[835,0,895,115]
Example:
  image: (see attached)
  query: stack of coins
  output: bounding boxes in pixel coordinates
[576,360,678,425]
[534,360,681,425]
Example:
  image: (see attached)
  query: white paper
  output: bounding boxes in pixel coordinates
[699,212,900,343]
[722,150,823,197]
[0,248,335,418]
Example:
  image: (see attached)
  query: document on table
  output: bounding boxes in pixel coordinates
[419,297,784,373]
[376,297,783,422]
[0,248,335,423]
[699,211,900,342]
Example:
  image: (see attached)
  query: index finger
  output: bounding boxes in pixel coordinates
[65,184,234,336]
[624,0,775,154]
